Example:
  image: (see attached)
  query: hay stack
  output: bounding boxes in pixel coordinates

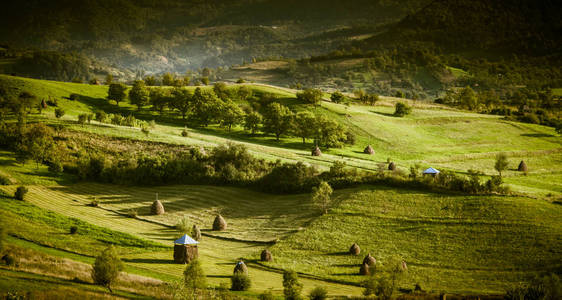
[213,214,227,231]
[260,250,273,262]
[233,261,248,274]
[312,146,322,156]
[388,162,396,171]
[151,200,165,215]
[349,243,361,255]
[363,253,376,266]
[363,145,375,155]
[173,244,198,264]
[401,260,408,271]
[518,161,528,172]
[191,225,201,241]
[359,263,371,275]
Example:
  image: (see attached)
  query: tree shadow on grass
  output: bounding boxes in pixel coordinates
[370,111,395,117]
[326,251,350,256]
[122,258,173,264]
[520,133,555,138]
[207,275,231,279]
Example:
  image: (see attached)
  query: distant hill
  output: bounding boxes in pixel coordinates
[0,0,429,75]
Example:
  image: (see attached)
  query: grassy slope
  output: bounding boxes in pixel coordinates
[268,186,562,294]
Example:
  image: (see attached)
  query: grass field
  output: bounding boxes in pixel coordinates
[1,75,561,297]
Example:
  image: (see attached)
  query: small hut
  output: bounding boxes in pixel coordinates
[422,167,440,177]
[312,146,322,156]
[173,234,199,264]
[363,145,374,155]
[518,161,528,172]
[213,214,227,231]
[191,224,202,241]
[363,253,376,266]
[388,162,396,171]
[349,243,361,255]
[261,249,273,262]
[233,260,248,274]
[151,194,165,215]
[359,263,371,275]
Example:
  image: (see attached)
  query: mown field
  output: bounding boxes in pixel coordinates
[1,75,561,297]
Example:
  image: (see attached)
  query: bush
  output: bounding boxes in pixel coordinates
[78,114,88,125]
[95,111,107,123]
[69,93,80,101]
[91,246,123,292]
[70,226,78,234]
[14,186,28,200]
[181,127,189,137]
[283,270,303,300]
[48,160,64,173]
[176,216,191,235]
[309,286,328,300]
[54,108,65,119]
[0,174,11,185]
[2,254,15,266]
[258,290,275,300]
[231,273,251,291]
[126,209,138,218]
[394,102,412,117]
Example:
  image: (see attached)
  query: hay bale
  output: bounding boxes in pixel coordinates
[388,162,396,171]
[359,263,371,275]
[260,250,273,262]
[151,200,165,215]
[363,145,374,155]
[312,146,322,156]
[191,224,201,241]
[173,244,198,264]
[363,253,376,266]
[213,214,227,231]
[233,261,248,274]
[349,243,360,255]
[518,160,528,172]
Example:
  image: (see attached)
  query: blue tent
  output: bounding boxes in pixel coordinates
[174,234,199,245]
[423,167,440,174]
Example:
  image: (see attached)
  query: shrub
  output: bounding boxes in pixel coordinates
[258,290,275,300]
[78,114,88,125]
[91,246,123,292]
[309,286,328,300]
[283,270,303,300]
[176,216,191,234]
[126,209,138,218]
[70,226,78,234]
[48,160,64,173]
[236,78,245,84]
[14,186,28,200]
[95,111,107,123]
[2,254,15,266]
[54,108,65,119]
[181,127,189,137]
[69,93,80,100]
[0,174,11,185]
[394,102,412,117]
[231,273,251,291]
[184,259,207,292]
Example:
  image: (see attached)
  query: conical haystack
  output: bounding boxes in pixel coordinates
[359,263,371,275]
[312,146,322,156]
[151,200,165,215]
[260,249,273,262]
[233,261,248,274]
[388,162,396,171]
[191,224,202,241]
[363,253,376,266]
[401,260,408,271]
[213,214,227,231]
[518,161,528,172]
[349,243,361,255]
[363,145,374,155]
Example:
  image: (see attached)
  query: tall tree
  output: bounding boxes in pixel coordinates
[263,102,293,141]
[183,259,207,299]
[190,88,223,126]
[283,270,303,300]
[91,246,123,293]
[128,80,149,110]
[294,111,316,144]
[244,111,262,134]
[170,88,193,120]
[220,100,244,131]
[315,115,347,148]
[494,153,509,176]
[162,73,175,86]
[297,88,323,107]
[107,83,127,106]
[311,181,333,215]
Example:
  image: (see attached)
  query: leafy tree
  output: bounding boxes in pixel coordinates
[150,88,171,113]
[244,111,262,134]
[237,86,253,101]
[162,73,175,86]
[91,246,124,293]
[213,82,229,100]
[190,88,223,126]
[354,89,367,102]
[200,77,210,85]
[95,111,107,123]
[143,75,157,86]
[283,270,303,300]
[220,100,244,131]
[26,123,55,168]
[315,115,347,148]
[363,258,407,299]
[312,181,332,215]
[107,83,127,106]
[78,114,88,125]
[263,102,293,141]
[129,80,150,110]
[184,259,207,298]
[330,91,345,104]
[494,153,509,176]
[170,88,193,120]
[297,88,323,107]
[294,111,316,144]
[365,93,380,106]
[394,102,412,117]
[459,86,478,110]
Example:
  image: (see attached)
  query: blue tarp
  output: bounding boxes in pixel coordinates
[423,167,440,174]
[174,234,199,245]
